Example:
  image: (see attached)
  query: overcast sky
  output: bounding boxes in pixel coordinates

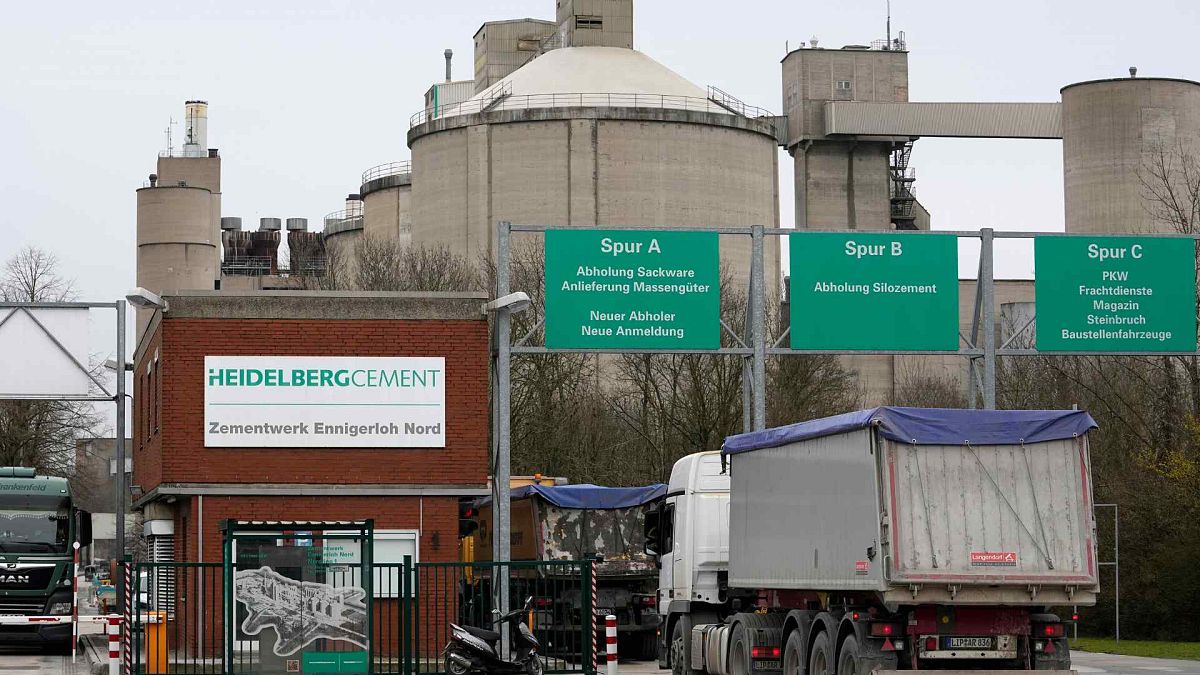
[2,0,1197,332]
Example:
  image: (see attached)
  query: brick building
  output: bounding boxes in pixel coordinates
[130,291,490,660]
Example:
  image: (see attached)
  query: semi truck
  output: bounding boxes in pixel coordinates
[649,407,1098,675]
[0,467,92,651]
[473,483,666,658]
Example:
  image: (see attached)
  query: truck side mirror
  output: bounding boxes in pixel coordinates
[643,507,660,557]
[77,510,93,547]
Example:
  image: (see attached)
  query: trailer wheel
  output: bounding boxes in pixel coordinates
[836,636,860,675]
[808,631,833,675]
[783,631,804,675]
[729,624,750,675]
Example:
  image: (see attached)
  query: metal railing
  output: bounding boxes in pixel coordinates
[409,88,773,129]
[362,161,413,185]
[706,85,775,119]
[129,559,594,675]
[324,211,364,235]
[221,256,275,276]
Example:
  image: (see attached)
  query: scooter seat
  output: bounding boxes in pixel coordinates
[464,625,502,643]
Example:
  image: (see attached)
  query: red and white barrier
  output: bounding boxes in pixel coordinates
[123,561,133,675]
[605,614,618,675]
[0,614,127,674]
[591,559,599,673]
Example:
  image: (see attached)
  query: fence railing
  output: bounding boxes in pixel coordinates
[362,161,413,186]
[408,90,775,129]
[130,559,594,675]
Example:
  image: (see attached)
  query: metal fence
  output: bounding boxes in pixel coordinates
[130,560,593,675]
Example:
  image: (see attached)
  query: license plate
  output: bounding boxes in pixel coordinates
[946,637,993,649]
[596,608,614,617]
[754,660,781,670]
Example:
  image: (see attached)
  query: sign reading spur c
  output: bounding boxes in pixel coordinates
[204,356,445,448]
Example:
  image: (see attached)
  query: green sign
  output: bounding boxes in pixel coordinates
[544,230,720,349]
[1034,236,1197,351]
[789,232,959,350]
[303,651,368,673]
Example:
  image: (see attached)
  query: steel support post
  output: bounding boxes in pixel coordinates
[751,225,767,430]
[114,300,127,614]
[980,228,997,409]
[495,222,513,654]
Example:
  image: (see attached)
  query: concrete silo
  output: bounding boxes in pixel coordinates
[407,45,781,288]
[322,194,365,284]
[360,162,413,245]
[1062,76,1200,234]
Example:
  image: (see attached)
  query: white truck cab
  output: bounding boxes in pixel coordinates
[655,451,730,670]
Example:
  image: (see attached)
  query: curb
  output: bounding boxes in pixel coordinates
[79,633,108,675]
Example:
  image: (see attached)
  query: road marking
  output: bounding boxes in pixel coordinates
[1073,666,1107,673]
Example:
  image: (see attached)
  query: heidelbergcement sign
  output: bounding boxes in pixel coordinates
[204,356,445,448]
[544,230,720,349]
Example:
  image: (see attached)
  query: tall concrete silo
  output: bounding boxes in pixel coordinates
[407,45,781,289]
[1062,76,1200,234]
[322,194,365,284]
[360,162,413,245]
[134,101,222,336]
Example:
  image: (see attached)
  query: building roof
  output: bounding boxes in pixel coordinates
[471,46,707,101]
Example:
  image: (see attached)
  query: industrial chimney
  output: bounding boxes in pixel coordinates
[1129,66,1138,78]
[182,100,209,157]
[444,49,453,82]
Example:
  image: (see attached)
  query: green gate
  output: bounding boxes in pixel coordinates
[130,555,596,674]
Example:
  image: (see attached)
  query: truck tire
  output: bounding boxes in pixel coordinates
[729,624,750,675]
[808,631,833,675]
[671,617,691,675]
[783,631,805,675]
[836,636,861,675]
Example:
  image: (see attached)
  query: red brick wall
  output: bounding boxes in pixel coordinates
[139,318,488,490]
[133,327,164,491]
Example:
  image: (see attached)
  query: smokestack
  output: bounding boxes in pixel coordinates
[1129,66,1138,78]
[182,100,208,157]
[444,49,453,82]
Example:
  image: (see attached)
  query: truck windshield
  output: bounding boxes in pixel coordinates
[0,507,69,553]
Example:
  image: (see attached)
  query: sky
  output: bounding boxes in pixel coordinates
[1,0,1198,363]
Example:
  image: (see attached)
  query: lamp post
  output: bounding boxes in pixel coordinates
[483,225,531,652]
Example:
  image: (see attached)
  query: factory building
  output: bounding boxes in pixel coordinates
[133,1,1200,408]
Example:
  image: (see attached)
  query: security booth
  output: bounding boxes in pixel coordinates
[222,520,376,674]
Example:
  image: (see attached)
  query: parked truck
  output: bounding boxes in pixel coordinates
[650,407,1098,675]
[0,467,92,651]
[473,483,666,658]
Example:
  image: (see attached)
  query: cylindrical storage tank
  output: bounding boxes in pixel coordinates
[182,100,208,157]
[220,216,242,231]
[407,47,781,290]
[361,162,414,245]
[259,217,282,231]
[1062,77,1200,234]
[286,217,308,232]
[322,223,362,287]
[136,185,217,336]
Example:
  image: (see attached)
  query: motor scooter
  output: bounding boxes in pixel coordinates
[445,596,542,675]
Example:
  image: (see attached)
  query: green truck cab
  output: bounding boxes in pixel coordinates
[0,467,92,649]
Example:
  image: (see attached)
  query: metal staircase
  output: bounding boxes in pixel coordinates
[890,141,918,229]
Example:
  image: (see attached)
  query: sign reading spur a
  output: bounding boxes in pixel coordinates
[204,356,445,448]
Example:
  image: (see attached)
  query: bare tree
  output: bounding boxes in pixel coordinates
[0,246,103,477]
[892,359,967,408]
[308,237,480,292]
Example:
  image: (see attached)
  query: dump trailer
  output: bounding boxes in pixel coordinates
[475,483,666,658]
[651,408,1099,675]
[0,467,92,651]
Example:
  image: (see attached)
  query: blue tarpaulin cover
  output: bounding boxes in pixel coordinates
[722,407,1098,455]
[506,483,667,509]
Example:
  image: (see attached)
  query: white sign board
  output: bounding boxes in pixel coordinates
[0,308,91,397]
[204,356,445,448]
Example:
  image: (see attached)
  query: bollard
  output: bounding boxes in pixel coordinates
[107,616,121,675]
[606,614,617,675]
[591,560,599,674]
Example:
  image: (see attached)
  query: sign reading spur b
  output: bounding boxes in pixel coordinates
[204,356,445,448]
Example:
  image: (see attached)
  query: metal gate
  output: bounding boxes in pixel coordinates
[129,559,595,675]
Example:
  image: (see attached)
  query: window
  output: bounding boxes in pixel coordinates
[836,80,852,90]
[153,354,161,434]
[575,15,603,29]
[661,503,675,554]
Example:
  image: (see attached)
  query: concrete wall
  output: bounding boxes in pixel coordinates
[473,19,557,94]
[364,184,413,245]
[793,140,892,229]
[410,114,781,292]
[1062,77,1200,234]
[135,186,218,337]
[156,156,222,286]
[556,0,633,49]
